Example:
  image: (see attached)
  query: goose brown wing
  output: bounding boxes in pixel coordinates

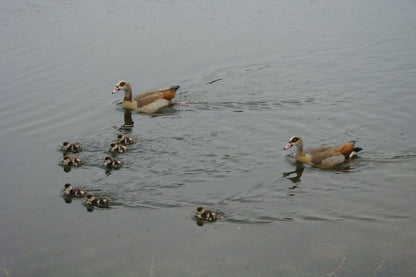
[136,92,165,107]
[133,87,177,102]
[308,146,340,165]
[319,155,346,168]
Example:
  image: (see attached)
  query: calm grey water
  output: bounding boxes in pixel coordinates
[1,0,416,276]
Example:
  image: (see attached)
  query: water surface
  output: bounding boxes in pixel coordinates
[1,0,416,276]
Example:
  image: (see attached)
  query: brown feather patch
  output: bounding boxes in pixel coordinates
[136,93,164,107]
[162,89,176,101]
[339,142,355,155]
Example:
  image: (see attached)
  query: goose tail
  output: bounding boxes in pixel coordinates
[170,85,180,91]
[348,147,363,159]
[353,147,363,153]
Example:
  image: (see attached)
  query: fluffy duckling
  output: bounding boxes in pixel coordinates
[109,143,128,153]
[195,206,217,222]
[104,156,123,169]
[86,194,110,208]
[117,134,135,145]
[61,142,82,153]
[62,156,83,167]
[64,183,87,198]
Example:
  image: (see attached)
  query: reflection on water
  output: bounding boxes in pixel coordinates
[119,110,134,132]
[62,195,73,204]
[283,162,305,184]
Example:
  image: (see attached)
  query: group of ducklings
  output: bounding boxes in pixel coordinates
[61,134,135,209]
[64,179,217,220]
[61,135,218,221]
[63,183,109,208]
[62,134,133,169]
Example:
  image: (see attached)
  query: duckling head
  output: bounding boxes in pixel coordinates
[62,142,71,151]
[86,194,95,204]
[64,183,72,194]
[62,156,72,166]
[196,207,206,217]
[104,157,113,167]
[110,143,118,151]
[117,134,125,141]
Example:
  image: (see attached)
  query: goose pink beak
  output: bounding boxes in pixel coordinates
[283,143,293,150]
[112,87,120,94]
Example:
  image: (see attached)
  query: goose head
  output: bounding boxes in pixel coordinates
[284,136,302,150]
[112,80,129,94]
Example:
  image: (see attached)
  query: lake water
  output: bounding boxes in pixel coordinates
[1,0,416,276]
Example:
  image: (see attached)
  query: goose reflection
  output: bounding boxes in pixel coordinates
[283,162,305,184]
[118,110,134,132]
[63,195,73,204]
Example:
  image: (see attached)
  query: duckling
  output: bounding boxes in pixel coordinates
[63,183,87,198]
[195,206,217,222]
[117,134,135,145]
[86,194,110,208]
[110,143,128,153]
[104,156,123,169]
[62,156,83,167]
[61,142,82,153]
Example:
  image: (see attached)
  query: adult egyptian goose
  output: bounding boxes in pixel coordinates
[112,80,180,113]
[195,207,217,222]
[283,136,362,168]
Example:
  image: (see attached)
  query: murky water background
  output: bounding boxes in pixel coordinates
[1,0,416,276]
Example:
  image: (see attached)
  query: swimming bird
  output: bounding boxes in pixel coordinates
[86,194,110,208]
[109,143,128,153]
[64,183,87,198]
[104,156,123,169]
[117,134,135,145]
[112,80,180,113]
[283,136,362,168]
[61,142,82,153]
[62,156,83,167]
[195,207,217,222]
